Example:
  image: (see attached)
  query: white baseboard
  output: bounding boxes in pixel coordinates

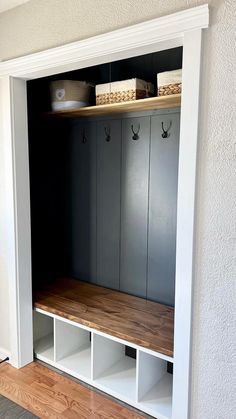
[0,347,10,362]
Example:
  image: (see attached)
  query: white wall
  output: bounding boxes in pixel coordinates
[0,1,235,418]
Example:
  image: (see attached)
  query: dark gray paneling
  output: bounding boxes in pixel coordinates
[97,119,121,289]
[120,116,150,298]
[30,109,179,304]
[147,113,180,306]
[66,120,97,282]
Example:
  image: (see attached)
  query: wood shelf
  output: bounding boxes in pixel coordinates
[34,277,174,358]
[46,94,181,118]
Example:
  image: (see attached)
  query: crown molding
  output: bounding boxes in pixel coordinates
[0,4,209,80]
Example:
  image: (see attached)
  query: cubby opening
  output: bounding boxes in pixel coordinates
[93,334,137,401]
[55,320,92,379]
[138,351,173,419]
[33,311,54,362]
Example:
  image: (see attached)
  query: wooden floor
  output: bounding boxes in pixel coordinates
[34,278,174,357]
[0,362,146,418]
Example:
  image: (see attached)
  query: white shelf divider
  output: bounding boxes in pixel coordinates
[137,350,173,419]
[93,333,137,402]
[55,319,92,379]
[33,310,54,362]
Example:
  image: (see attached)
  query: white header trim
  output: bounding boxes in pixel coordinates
[0,4,208,79]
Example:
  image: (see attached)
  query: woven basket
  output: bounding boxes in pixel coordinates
[96,79,154,105]
[158,83,182,96]
[157,69,182,97]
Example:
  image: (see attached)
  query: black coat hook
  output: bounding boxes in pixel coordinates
[131,123,140,140]
[82,128,87,144]
[104,126,111,142]
[161,121,172,139]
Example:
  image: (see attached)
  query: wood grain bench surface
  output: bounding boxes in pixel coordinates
[34,277,174,358]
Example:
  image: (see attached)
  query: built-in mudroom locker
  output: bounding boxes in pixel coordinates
[28,47,182,419]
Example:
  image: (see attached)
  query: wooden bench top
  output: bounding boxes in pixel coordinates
[34,278,174,358]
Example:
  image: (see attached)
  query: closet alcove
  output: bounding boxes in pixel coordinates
[28,46,182,419]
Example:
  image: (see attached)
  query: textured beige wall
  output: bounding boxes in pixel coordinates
[0,1,30,14]
[0,1,235,418]
[0,0,207,61]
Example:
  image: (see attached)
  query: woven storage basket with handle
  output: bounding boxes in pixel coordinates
[157,69,182,96]
[96,78,154,105]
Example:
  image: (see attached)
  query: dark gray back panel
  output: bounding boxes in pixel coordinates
[97,119,121,289]
[54,110,179,305]
[147,113,180,305]
[120,116,150,298]
[67,120,97,282]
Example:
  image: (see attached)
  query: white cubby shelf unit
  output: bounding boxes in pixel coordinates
[34,308,174,419]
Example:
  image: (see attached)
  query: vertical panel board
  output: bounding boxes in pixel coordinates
[120,116,150,297]
[147,112,180,305]
[97,119,121,289]
[66,120,97,283]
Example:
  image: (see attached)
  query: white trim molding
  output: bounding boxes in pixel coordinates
[0,76,33,368]
[0,4,208,80]
[0,4,209,419]
[173,28,203,419]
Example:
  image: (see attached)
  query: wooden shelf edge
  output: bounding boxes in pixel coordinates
[34,301,173,359]
[33,278,174,358]
[45,94,181,118]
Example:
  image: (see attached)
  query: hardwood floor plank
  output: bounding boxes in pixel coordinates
[0,376,65,419]
[61,407,89,419]
[32,381,99,417]
[17,366,57,388]
[0,365,35,386]
[0,362,145,418]
[88,404,145,419]
[53,382,103,408]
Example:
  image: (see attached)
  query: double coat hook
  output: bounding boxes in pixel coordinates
[104,126,111,142]
[82,128,87,143]
[131,123,140,141]
[161,121,172,139]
